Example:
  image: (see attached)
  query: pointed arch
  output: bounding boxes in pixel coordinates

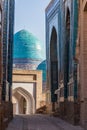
[13,87,35,114]
[66,8,70,30]
[64,7,70,98]
[50,26,58,111]
[50,26,57,62]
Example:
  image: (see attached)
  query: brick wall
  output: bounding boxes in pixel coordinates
[79,0,87,129]
[0,102,13,130]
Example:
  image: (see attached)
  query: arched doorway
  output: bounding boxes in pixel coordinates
[64,8,70,98]
[19,96,27,114]
[12,87,35,115]
[50,27,58,111]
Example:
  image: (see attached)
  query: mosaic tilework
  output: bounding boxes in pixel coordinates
[13,30,45,59]
[2,0,15,101]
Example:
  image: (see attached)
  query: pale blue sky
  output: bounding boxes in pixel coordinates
[15,0,51,46]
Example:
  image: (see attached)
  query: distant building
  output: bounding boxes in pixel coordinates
[12,69,43,114]
[13,30,45,70]
[46,0,87,129]
[12,30,46,115]
[0,0,15,130]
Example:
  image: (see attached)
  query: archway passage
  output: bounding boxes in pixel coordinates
[50,27,58,111]
[20,96,27,114]
[12,87,35,115]
[64,8,70,98]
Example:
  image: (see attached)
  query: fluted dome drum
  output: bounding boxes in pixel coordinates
[13,30,44,70]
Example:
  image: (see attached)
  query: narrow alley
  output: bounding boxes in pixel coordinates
[6,114,84,130]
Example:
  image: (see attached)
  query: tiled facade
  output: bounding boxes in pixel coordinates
[0,0,14,130]
[46,0,87,129]
[2,0,14,101]
[0,0,3,104]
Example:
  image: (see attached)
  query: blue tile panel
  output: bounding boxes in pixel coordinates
[7,0,15,101]
[2,0,9,100]
[46,0,78,101]
[60,0,78,98]
[2,0,15,101]
[13,59,43,70]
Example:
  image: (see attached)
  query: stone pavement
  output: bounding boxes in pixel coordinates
[6,114,85,130]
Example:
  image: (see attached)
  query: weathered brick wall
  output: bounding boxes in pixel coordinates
[0,105,3,130]
[59,101,80,125]
[0,102,13,130]
[79,0,87,129]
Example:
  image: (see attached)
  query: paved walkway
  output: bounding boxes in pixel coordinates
[6,114,84,130]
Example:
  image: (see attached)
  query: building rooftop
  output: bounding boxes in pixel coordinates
[13,29,44,60]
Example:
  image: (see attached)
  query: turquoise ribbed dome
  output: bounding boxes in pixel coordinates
[37,60,46,82]
[13,30,44,59]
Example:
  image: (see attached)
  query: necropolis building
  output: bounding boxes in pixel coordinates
[46,0,87,129]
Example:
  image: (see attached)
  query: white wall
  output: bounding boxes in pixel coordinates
[12,83,36,97]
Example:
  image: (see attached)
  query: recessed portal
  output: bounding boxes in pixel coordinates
[20,96,27,114]
[50,27,58,111]
[64,8,70,98]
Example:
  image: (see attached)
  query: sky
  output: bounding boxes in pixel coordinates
[15,0,51,47]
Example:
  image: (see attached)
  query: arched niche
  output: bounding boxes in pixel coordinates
[64,8,70,98]
[50,26,58,111]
